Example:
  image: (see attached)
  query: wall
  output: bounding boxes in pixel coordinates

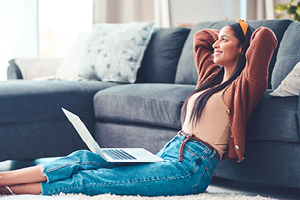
[0,0,39,80]
[169,0,241,27]
[93,0,295,27]
[93,0,154,24]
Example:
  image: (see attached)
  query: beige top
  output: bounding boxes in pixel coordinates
[182,88,230,158]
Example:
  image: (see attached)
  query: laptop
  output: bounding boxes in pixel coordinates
[61,108,164,163]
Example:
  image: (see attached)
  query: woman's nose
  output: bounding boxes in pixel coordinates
[212,41,219,49]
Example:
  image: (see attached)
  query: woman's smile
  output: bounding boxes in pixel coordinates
[214,50,222,56]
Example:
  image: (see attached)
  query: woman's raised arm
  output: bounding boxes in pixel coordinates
[244,27,278,82]
[193,29,221,89]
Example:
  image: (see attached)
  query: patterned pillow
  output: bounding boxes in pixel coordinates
[78,22,155,83]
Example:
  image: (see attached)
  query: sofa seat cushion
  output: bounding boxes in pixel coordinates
[94,84,195,129]
[0,80,121,124]
[246,90,299,143]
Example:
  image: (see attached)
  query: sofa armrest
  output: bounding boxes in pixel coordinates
[7,57,64,80]
[7,59,23,79]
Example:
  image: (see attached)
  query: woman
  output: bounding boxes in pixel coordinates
[0,20,277,196]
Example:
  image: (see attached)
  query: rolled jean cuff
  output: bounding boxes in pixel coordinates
[41,150,113,183]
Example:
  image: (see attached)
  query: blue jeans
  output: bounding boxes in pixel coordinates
[41,133,219,196]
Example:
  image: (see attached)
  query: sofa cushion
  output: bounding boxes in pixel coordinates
[0,80,120,124]
[271,21,300,90]
[95,122,177,154]
[246,90,300,143]
[270,61,300,97]
[136,27,190,84]
[94,84,195,129]
[78,22,155,83]
[175,19,293,89]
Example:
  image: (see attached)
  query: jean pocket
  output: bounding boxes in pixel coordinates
[194,166,212,194]
[173,160,195,174]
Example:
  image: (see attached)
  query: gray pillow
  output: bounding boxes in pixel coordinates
[271,21,300,90]
[78,22,155,83]
[136,27,190,83]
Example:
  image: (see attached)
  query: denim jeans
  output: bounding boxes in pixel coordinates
[41,133,219,196]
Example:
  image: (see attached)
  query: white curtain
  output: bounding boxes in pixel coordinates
[256,0,275,20]
[0,0,39,80]
[93,0,154,24]
[154,0,170,28]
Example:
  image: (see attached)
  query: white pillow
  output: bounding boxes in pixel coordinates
[55,32,89,80]
[78,22,155,83]
[15,57,63,80]
[270,61,300,97]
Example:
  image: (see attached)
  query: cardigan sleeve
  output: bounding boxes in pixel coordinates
[240,27,278,112]
[245,27,278,83]
[193,29,221,89]
[225,27,278,162]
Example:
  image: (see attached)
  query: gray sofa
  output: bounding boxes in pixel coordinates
[3,19,300,189]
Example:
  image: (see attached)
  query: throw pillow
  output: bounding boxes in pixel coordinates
[78,22,155,83]
[136,27,190,84]
[55,32,89,80]
[270,61,300,97]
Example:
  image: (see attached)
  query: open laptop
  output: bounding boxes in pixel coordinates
[61,108,164,163]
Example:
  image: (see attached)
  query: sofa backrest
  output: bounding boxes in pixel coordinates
[175,19,293,89]
[271,21,300,89]
[136,27,190,84]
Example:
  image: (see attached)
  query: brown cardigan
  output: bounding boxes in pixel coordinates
[193,27,278,162]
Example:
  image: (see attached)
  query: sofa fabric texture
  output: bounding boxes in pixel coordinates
[94,84,195,129]
[0,80,121,161]
[136,27,190,84]
[271,22,300,89]
[3,19,300,190]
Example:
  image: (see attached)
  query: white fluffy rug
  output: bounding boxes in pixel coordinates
[0,193,277,200]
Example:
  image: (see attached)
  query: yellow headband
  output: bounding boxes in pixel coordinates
[237,19,248,36]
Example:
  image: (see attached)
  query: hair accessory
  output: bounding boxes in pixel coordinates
[237,19,248,36]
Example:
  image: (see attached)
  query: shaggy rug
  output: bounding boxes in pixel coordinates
[0,193,278,200]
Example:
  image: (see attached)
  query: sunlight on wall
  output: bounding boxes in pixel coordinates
[0,0,93,81]
[0,0,38,81]
[39,0,93,58]
[240,0,247,19]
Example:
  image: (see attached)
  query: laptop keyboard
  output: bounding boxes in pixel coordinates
[103,149,137,160]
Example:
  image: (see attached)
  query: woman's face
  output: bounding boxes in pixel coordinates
[212,26,242,68]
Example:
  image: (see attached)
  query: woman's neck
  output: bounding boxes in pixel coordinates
[222,65,236,84]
